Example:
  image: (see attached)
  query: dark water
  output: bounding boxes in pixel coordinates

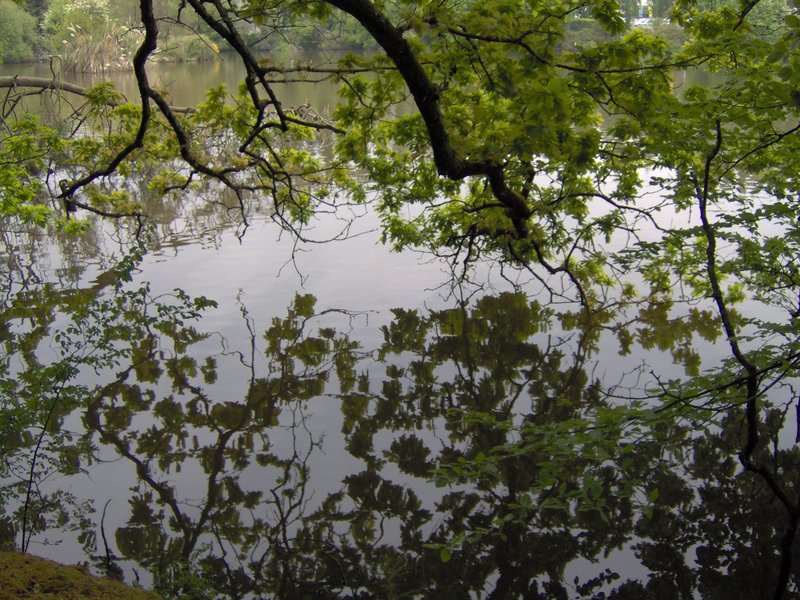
[0,60,797,599]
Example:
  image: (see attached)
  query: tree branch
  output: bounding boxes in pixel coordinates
[57,0,160,203]
[325,0,532,237]
[0,76,194,113]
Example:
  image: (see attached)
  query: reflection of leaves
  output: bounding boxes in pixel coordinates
[635,300,722,375]
[341,392,370,436]
[70,292,364,596]
[166,356,199,390]
[117,525,163,564]
[0,248,219,554]
[245,379,279,426]
[132,338,162,383]
[386,434,433,478]
[209,402,248,430]
[6,284,799,597]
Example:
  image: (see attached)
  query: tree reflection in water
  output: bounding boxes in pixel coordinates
[1,261,798,598]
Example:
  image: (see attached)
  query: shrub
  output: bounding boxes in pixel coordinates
[0,0,39,63]
[44,0,134,72]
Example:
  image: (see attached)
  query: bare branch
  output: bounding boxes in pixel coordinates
[0,75,195,113]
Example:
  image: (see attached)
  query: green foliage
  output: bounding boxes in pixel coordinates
[22,0,50,19]
[44,0,109,38]
[3,0,800,594]
[0,0,39,63]
[0,114,63,225]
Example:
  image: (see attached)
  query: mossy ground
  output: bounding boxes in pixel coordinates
[0,552,162,599]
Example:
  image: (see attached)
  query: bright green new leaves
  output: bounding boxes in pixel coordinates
[330,0,685,300]
[2,0,799,320]
[0,114,63,225]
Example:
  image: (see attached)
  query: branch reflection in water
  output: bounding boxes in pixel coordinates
[1,244,796,598]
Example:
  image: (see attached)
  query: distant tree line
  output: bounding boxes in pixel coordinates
[0,0,787,70]
[0,0,379,69]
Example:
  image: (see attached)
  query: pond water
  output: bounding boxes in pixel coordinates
[0,58,797,599]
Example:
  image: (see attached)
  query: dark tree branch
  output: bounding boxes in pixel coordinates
[695,118,799,600]
[735,0,760,30]
[184,0,287,130]
[57,0,160,206]
[325,0,532,237]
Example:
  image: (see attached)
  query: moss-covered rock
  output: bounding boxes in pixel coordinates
[0,552,162,599]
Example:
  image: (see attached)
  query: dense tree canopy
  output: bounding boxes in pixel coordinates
[3,0,800,597]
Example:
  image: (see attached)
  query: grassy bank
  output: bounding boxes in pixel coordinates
[0,552,162,599]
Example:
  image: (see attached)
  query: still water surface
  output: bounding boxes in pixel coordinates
[0,59,793,598]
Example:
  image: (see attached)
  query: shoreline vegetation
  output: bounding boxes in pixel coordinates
[0,0,384,71]
[0,0,696,72]
[0,551,162,599]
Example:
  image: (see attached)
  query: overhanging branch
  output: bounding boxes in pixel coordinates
[0,76,195,114]
[325,0,532,237]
